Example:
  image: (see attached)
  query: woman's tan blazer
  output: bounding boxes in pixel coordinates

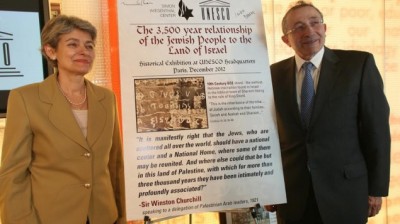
[0,74,126,224]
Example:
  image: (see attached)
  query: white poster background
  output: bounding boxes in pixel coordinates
[117,0,286,221]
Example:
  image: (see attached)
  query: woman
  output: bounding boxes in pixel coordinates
[0,15,126,224]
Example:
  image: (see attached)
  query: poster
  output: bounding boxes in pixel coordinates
[116,0,286,221]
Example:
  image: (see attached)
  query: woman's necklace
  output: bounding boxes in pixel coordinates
[56,80,87,106]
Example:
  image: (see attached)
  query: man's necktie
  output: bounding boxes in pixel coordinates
[301,62,315,127]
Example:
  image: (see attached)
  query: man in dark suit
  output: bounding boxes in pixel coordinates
[266,1,391,224]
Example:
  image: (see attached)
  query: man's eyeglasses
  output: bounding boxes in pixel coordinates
[285,19,324,35]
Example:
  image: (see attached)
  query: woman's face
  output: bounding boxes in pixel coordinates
[46,29,95,77]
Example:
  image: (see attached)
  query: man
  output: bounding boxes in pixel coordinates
[267,1,391,224]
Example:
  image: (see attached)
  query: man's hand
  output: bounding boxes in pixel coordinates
[368,196,382,217]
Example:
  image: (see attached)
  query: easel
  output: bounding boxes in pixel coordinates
[144,215,191,224]
[249,204,269,224]
[223,204,271,224]
[144,203,271,224]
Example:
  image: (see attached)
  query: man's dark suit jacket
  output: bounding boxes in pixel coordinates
[270,47,390,224]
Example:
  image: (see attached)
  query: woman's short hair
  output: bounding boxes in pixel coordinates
[41,15,97,67]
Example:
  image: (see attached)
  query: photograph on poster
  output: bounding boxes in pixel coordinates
[135,77,208,132]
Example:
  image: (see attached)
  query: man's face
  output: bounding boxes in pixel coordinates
[281,6,326,60]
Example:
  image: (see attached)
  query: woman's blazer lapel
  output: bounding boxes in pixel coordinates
[38,74,109,152]
[39,75,90,151]
[85,81,107,149]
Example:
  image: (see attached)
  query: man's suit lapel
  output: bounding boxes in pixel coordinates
[40,74,91,151]
[280,58,303,127]
[309,48,340,128]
